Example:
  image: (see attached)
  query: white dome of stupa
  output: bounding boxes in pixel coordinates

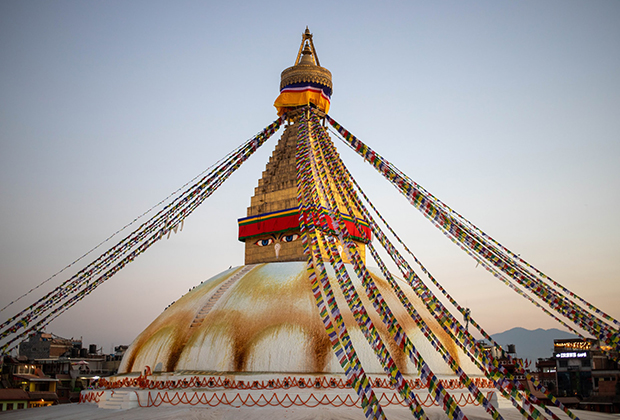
[119,262,481,377]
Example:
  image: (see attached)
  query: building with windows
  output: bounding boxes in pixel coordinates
[555,338,595,397]
[534,357,558,395]
[0,389,29,412]
[0,357,59,411]
[18,332,81,360]
[0,333,128,407]
[554,338,620,412]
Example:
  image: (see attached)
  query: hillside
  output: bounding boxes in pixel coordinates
[490,327,577,362]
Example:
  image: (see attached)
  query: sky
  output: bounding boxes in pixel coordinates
[1,1,619,354]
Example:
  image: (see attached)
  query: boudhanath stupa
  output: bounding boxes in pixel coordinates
[75,28,617,420]
[3,28,618,420]
[86,28,492,416]
[116,36,478,379]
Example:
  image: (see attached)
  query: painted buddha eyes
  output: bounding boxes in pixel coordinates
[281,234,299,243]
[254,233,299,246]
[255,238,274,247]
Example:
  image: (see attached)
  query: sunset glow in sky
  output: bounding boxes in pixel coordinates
[1,1,619,353]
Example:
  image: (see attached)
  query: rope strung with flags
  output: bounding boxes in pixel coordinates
[298,112,430,420]
[301,110,480,420]
[309,109,579,419]
[0,117,284,355]
[296,119,388,420]
[324,129,584,344]
[306,110,558,420]
[326,114,619,354]
[308,112,504,420]
[300,108,576,420]
[308,110,545,420]
[340,169,575,420]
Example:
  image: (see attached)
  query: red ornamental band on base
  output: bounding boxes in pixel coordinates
[238,206,371,243]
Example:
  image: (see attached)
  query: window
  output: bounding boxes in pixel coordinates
[17,365,35,374]
[6,403,14,410]
[559,360,568,367]
[17,403,25,409]
[582,359,591,367]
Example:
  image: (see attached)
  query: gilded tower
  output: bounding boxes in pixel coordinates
[239,28,369,265]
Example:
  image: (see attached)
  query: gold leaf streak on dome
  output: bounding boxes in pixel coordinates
[174,263,333,373]
[120,266,250,373]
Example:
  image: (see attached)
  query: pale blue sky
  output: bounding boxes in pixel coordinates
[1,1,619,353]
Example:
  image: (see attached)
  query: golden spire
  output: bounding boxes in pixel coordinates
[279,27,332,97]
[294,27,320,66]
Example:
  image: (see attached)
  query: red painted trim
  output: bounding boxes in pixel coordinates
[239,209,371,243]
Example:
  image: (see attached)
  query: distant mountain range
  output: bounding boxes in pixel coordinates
[490,327,577,362]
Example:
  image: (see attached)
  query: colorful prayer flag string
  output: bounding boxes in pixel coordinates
[1,117,285,354]
[326,114,619,354]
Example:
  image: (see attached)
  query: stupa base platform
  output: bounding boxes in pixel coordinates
[80,372,500,410]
